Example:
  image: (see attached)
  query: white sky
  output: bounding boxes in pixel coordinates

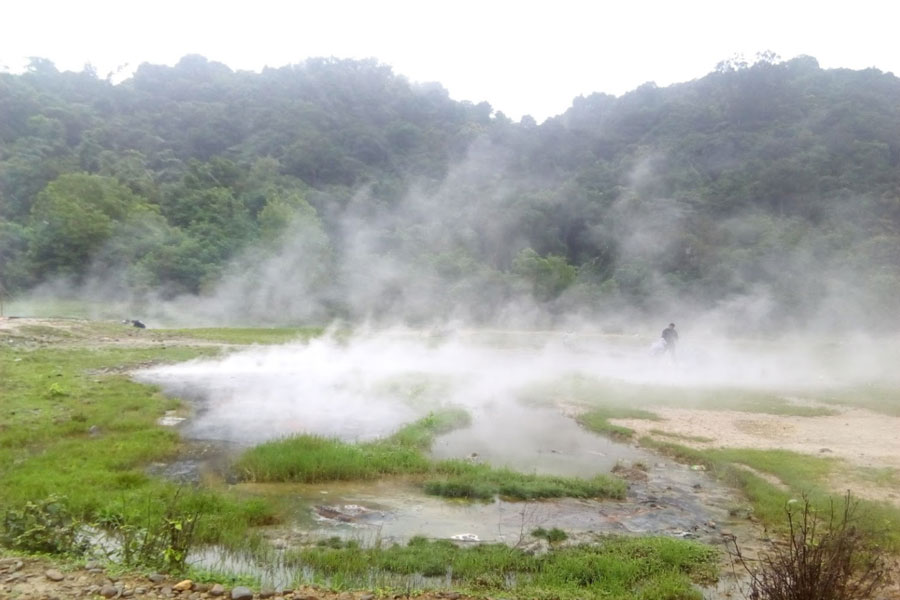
[2,0,897,121]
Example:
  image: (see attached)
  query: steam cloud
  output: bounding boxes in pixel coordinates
[137,327,900,449]
[10,134,898,337]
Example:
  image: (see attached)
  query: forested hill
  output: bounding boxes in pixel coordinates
[1,55,899,330]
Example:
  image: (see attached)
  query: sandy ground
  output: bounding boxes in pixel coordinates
[613,404,900,506]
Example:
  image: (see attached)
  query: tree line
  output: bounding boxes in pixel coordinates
[1,54,899,329]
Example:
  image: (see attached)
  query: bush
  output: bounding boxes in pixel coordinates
[96,489,205,572]
[532,527,569,544]
[728,492,887,600]
[1,495,88,555]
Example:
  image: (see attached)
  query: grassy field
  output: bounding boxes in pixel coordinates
[7,319,896,597]
[288,535,717,600]
[0,324,289,560]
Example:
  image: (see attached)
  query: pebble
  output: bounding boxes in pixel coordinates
[100,583,118,598]
[209,583,226,596]
[45,569,65,582]
[231,585,255,600]
[174,579,194,591]
[260,586,277,598]
[148,573,166,584]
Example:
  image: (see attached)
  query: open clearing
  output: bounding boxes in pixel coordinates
[3,317,899,599]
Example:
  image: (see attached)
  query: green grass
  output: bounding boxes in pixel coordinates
[575,406,661,439]
[236,409,625,501]
[235,409,470,483]
[639,437,900,551]
[288,535,717,599]
[0,327,278,556]
[814,385,900,416]
[426,460,627,500]
[522,374,839,417]
[849,466,900,488]
[234,434,430,483]
[156,327,324,345]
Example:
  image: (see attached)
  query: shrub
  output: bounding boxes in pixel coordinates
[728,492,887,600]
[1,495,88,555]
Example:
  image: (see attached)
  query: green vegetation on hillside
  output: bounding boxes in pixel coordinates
[2,54,900,329]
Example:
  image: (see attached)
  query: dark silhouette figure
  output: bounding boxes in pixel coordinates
[661,323,678,358]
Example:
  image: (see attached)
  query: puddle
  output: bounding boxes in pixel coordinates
[237,457,738,549]
[430,402,648,475]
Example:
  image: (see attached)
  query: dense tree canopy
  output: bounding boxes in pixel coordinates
[1,54,899,329]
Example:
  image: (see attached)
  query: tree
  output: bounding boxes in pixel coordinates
[27,173,149,279]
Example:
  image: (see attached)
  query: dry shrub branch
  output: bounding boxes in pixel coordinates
[728,492,887,600]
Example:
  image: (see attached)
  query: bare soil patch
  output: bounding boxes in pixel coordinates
[614,405,900,506]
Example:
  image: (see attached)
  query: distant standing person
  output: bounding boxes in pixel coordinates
[661,323,678,359]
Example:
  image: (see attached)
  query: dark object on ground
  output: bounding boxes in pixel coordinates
[727,492,886,600]
[124,319,146,328]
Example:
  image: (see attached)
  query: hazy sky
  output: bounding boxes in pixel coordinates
[3,0,896,121]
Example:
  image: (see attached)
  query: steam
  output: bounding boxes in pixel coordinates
[137,327,900,448]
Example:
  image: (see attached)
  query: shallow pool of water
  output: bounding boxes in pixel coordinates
[429,402,648,476]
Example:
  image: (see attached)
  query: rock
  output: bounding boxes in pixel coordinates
[100,584,118,598]
[174,579,194,591]
[209,583,227,596]
[148,573,166,584]
[231,585,254,600]
[195,582,211,592]
[260,587,276,598]
[160,585,173,597]
[360,595,375,600]
[45,569,65,582]
[84,560,102,570]
[0,559,23,572]
[122,590,134,598]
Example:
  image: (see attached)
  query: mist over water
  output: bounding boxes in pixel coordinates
[137,327,900,454]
